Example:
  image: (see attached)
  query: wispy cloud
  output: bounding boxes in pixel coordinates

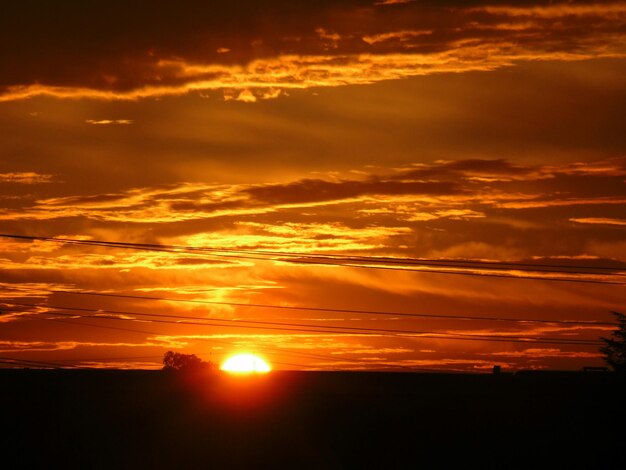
[0,339,175,353]
[85,119,133,125]
[362,30,432,46]
[1,159,624,261]
[375,0,415,6]
[484,348,601,359]
[570,217,626,226]
[0,172,53,184]
[473,4,626,19]
[1,156,623,371]
[1,1,625,102]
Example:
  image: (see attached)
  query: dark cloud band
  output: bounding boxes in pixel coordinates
[1,1,625,101]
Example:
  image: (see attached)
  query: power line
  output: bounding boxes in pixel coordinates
[23,314,401,367]
[7,303,605,372]
[41,353,406,372]
[0,233,616,370]
[4,233,623,273]
[29,316,420,371]
[168,245,626,272]
[153,244,626,275]
[1,234,624,285]
[41,239,626,282]
[0,356,73,369]
[47,289,619,326]
[26,313,601,374]
[5,299,607,344]
[4,301,604,346]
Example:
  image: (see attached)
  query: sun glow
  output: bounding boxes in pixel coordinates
[221,354,272,374]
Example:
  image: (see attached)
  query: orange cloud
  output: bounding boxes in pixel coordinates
[570,217,626,226]
[1,154,623,372]
[362,30,432,45]
[0,172,53,184]
[375,0,415,5]
[0,339,176,353]
[1,2,625,102]
[486,348,602,359]
[474,4,626,19]
[499,196,626,209]
[85,119,133,125]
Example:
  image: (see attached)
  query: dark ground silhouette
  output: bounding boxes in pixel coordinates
[1,370,624,469]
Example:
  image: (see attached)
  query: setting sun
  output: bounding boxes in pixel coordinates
[221,354,272,374]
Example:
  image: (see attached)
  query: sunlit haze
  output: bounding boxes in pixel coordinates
[221,354,272,374]
[0,0,624,373]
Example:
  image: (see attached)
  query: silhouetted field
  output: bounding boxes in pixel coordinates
[1,370,624,469]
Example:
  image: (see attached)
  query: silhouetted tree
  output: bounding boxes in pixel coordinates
[162,351,213,372]
[600,311,626,374]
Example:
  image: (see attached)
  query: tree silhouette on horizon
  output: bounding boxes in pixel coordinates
[600,311,626,374]
[162,351,214,372]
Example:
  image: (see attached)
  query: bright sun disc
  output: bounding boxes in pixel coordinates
[221,354,271,374]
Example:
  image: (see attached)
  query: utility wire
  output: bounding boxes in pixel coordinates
[0,233,615,369]
[5,302,604,346]
[0,356,73,369]
[31,316,420,371]
[46,289,619,326]
[151,244,626,275]
[14,313,416,371]
[3,233,623,273]
[1,234,624,285]
[2,287,617,328]
[5,299,607,344]
[62,356,304,370]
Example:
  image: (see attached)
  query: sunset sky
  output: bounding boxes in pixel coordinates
[1,0,625,372]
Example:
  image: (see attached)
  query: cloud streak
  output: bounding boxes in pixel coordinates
[85,119,133,125]
[1,1,625,101]
[0,172,53,184]
[3,158,624,231]
[1,5,624,371]
[570,217,626,226]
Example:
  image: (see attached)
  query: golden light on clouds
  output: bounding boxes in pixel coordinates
[1,0,625,372]
[1,2,625,102]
